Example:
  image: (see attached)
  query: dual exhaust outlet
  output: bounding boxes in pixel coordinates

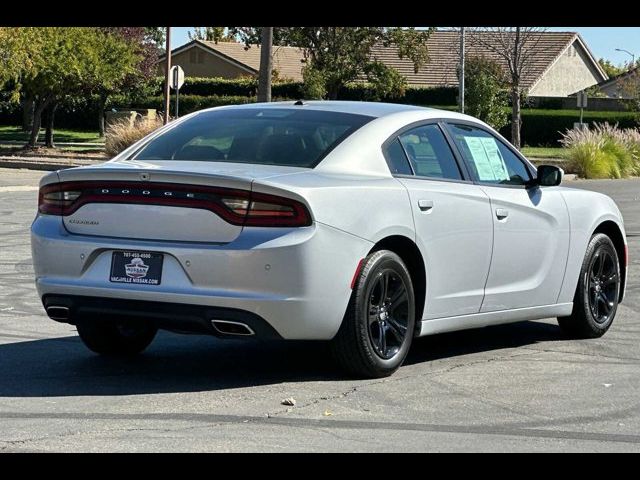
[210,320,255,336]
[46,305,255,337]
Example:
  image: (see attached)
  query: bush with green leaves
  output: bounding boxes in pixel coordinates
[560,123,640,179]
[460,56,509,130]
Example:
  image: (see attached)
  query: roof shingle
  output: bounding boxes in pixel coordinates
[200,40,305,81]
[370,30,583,89]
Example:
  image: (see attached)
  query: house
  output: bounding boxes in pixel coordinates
[370,30,607,97]
[159,31,607,97]
[158,40,305,81]
[596,67,639,99]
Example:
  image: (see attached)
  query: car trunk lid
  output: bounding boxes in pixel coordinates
[55,160,307,243]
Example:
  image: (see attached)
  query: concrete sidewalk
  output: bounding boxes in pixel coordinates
[0,155,102,171]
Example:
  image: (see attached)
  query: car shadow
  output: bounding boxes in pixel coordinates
[0,320,565,397]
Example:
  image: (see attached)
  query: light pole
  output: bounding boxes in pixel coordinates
[615,48,635,69]
[163,27,172,125]
[459,27,465,114]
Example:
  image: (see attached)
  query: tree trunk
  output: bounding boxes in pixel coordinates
[327,83,340,100]
[27,101,46,148]
[98,94,108,137]
[510,86,521,149]
[44,102,58,148]
[257,27,273,102]
[22,95,34,132]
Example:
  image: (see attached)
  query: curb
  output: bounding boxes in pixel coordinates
[0,156,100,171]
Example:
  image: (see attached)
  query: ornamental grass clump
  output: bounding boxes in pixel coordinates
[105,115,163,157]
[560,123,640,179]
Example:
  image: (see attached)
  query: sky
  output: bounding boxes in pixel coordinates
[170,27,640,66]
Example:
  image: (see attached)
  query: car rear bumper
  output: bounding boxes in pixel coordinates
[42,294,283,339]
[31,215,373,340]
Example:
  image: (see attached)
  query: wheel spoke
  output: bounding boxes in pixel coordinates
[598,292,612,314]
[596,254,605,277]
[368,310,379,325]
[389,289,408,312]
[378,321,387,356]
[386,315,406,342]
[604,273,618,286]
[380,273,390,305]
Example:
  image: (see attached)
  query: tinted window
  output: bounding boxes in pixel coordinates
[385,139,413,175]
[398,125,462,180]
[447,124,532,185]
[132,108,373,168]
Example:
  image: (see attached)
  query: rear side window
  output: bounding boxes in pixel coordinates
[397,125,462,180]
[132,108,373,168]
[447,124,532,185]
[385,138,413,175]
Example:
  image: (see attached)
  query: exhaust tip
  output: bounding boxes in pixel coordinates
[46,306,70,321]
[211,320,255,336]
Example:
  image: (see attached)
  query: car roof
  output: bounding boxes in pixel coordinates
[207,100,459,119]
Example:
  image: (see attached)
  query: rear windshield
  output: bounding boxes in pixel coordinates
[131,108,373,167]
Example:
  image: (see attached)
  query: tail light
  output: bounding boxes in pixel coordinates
[38,181,312,227]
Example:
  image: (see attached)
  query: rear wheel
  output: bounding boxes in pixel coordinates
[558,233,621,338]
[330,250,416,378]
[76,321,157,355]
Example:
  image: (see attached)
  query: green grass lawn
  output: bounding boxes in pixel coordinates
[521,146,568,160]
[0,125,103,144]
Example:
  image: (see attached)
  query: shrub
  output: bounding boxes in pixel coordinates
[508,109,639,147]
[105,115,163,156]
[460,56,509,130]
[560,123,640,179]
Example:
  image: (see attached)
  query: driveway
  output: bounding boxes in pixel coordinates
[0,169,638,452]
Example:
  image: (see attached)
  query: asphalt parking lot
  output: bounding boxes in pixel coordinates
[0,167,638,452]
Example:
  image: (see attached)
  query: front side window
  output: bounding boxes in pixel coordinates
[132,108,373,168]
[397,124,462,180]
[447,124,532,185]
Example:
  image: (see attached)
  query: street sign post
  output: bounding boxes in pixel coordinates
[169,65,185,118]
[577,90,588,126]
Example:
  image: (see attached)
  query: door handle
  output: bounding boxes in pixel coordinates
[495,208,509,220]
[418,199,434,212]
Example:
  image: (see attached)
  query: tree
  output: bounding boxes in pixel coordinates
[189,27,234,42]
[17,28,146,148]
[233,27,433,100]
[0,28,40,132]
[618,70,640,113]
[459,56,509,130]
[144,27,166,47]
[94,28,159,136]
[598,58,626,78]
[0,28,38,91]
[469,27,546,149]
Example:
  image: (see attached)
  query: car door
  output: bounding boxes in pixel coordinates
[444,122,570,312]
[385,122,494,320]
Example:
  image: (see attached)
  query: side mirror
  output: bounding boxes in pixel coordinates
[535,165,563,187]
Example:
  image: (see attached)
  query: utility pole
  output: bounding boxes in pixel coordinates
[163,27,172,125]
[257,27,273,102]
[459,27,465,114]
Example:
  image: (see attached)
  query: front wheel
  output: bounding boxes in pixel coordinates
[558,233,621,338]
[330,250,416,378]
[76,321,157,355]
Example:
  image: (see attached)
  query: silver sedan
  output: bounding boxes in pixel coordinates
[31,101,627,378]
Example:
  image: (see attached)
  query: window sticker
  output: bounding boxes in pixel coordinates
[463,136,495,181]
[463,136,509,182]
[480,137,509,181]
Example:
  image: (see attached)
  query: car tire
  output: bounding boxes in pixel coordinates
[330,250,416,378]
[558,233,621,339]
[76,321,158,355]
